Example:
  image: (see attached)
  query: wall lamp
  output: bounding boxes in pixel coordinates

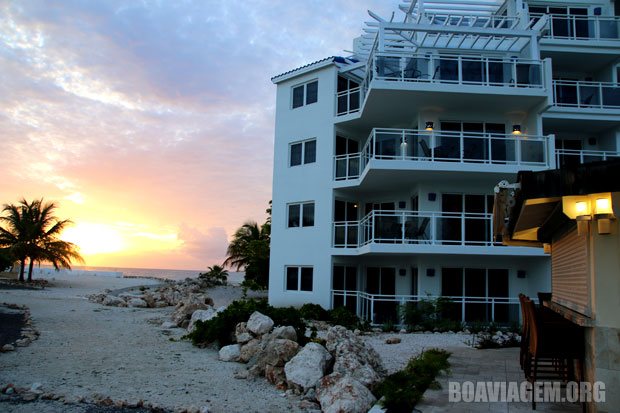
[512,125,522,135]
[562,193,616,235]
[425,121,434,131]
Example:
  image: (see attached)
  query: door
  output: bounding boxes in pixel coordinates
[367,267,397,323]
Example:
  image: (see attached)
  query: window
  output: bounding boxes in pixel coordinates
[286,266,313,291]
[289,139,316,166]
[292,80,318,108]
[287,202,315,227]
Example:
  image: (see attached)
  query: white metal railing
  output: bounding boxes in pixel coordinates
[370,53,545,88]
[556,149,620,166]
[422,13,520,30]
[553,80,620,109]
[333,210,501,248]
[532,13,620,41]
[333,128,552,180]
[332,290,521,324]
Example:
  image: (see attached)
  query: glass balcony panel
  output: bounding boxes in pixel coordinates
[602,86,620,107]
[403,57,430,80]
[520,140,544,164]
[490,136,515,163]
[516,63,541,86]
[435,133,461,160]
[579,85,599,106]
[462,60,484,83]
[335,158,347,179]
[465,217,489,244]
[463,135,486,161]
[488,61,510,85]
[349,90,360,111]
[374,215,401,241]
[403,132,417,158]
[555,83,578,105]
[337,95,348,114]
[334,226,345,246]
[376,56,401,79]
[599,19,619,39]
[375,132,398,158]
[347,226,358,247]
[438,58,459,82]
[438,216,462,244]
[348,157,360,177]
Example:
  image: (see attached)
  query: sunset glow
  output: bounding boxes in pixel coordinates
[0,1,399,270]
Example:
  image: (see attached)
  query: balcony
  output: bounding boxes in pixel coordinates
[334,128,554,181]
[334,210,499,248]
[336,53,549,122]
[552,80,620,110]
[534,13,620,42]
[556,149,620,168]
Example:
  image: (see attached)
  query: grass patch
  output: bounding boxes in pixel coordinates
[375,348,451,412]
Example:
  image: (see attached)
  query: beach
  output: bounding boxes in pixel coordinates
[0,272,469,412]
[0,273,303,412]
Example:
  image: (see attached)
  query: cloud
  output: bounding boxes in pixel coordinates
[0,0,402,268]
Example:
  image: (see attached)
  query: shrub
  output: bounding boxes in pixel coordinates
[299,303,329,321]
[187,299,307,348]
[375,348,451,412]
[240,278,264,291]
[328,306,362,330]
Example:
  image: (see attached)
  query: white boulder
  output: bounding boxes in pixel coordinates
[316,373,377,413]
[218,344,241,362]
[187,308,217,333]
[284,342,332,390]
[247,311,274,335]
[102,295,125,307]
[128,298,148,308]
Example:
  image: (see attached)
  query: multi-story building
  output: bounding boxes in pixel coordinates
[269,0,620,324]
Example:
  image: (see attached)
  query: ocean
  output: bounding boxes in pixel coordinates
[31,265,245,284]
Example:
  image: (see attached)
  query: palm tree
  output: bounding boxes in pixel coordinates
[0,198,83,282]
[223,220,270,288]
[199,264,228,286]
[0,200,34,281]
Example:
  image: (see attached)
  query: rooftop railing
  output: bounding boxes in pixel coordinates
[532,13,620,41]
[333,209,501,248]
[334,128,552,180]
[552,80,620,110]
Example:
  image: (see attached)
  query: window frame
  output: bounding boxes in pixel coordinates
[291,80,319,109]
[287,201,315,228]
[285,266,313,292]
[289,138,317,167]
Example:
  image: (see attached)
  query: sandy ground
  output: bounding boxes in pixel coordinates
[0,273,471,413]
[0,274,301,413]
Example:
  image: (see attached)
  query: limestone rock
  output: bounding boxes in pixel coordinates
[247,311,274,336]
[1,344,15,352]
[102,295,125,307]
[385,337,401,344]
[187,308,217,333]
[317,373,376,413]
[326,326,386,389]
[235,322,253,344]
[239,339,261,363]
[128,298,147,308]
[218,344,241,362]
[272,325,297,342]
[284,342,332,390]
[171,294,214,328]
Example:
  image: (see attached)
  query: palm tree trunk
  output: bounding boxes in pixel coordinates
[27,258,34,282]
[18,259,25,282]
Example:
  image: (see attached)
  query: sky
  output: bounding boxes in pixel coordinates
[0,0,402,270]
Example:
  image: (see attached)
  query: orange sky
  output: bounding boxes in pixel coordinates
[0,1,399,270]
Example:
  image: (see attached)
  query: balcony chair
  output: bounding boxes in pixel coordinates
[419,140,432,158]
[521,298,585,411]
[405,217,430,243]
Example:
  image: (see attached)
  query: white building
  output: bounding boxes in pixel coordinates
[268,0,620,324]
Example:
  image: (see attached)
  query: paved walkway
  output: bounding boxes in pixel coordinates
[416,347,582,412]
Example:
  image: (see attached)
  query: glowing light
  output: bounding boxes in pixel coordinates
[62,223,125,255]
[595,198,611,215]
[576,201,588,215]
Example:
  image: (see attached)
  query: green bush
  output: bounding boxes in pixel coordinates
[375,348,451,412]
[401,297,464,332]
[328,306,362,330]
[299,303,330,321]
[187,299,307,348]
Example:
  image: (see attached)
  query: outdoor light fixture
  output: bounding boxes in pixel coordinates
[425,121,434,131]
[562,193,616,236]
[512,125,522,135]
[543,243,551,254]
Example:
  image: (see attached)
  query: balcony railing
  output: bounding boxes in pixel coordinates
[334,128,552,180]
[332,290,520,324]
[556,149,620,167]
[333,210,501,248]
[336,86,361,116]
[533,13,620,41]
[553,80,620,109]
[369,53,544,88]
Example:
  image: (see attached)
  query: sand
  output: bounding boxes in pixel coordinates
[0,273,301,413]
